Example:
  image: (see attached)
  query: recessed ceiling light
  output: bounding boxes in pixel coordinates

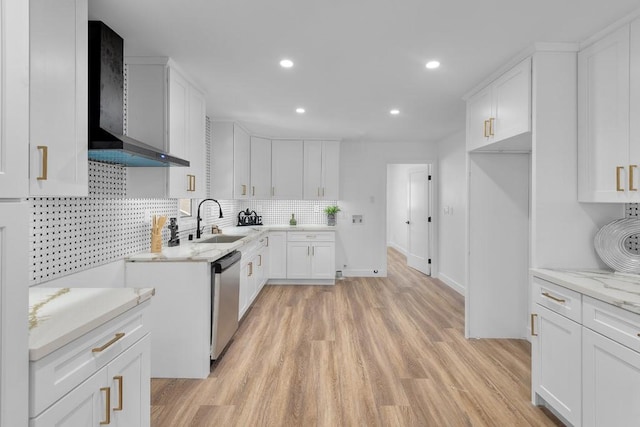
[426,60,440,69]
[390,109,400,115]
[296,107,305,114]
[280,59,294,68]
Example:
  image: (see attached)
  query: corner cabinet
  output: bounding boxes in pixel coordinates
[125,57,206,198]
[29,0,88,197]
[303,140,340,200]
[578,21,640,202]
[466,57,531,152]
[250,137,272,199]
[210,122,251,199]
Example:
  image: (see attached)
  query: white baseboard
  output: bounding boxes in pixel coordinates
[342,269,387,278]
[387,242,407,256]
[438,272,465,296]
[267,279,335,285]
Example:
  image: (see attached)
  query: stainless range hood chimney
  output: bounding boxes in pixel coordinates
[88,21,189,167]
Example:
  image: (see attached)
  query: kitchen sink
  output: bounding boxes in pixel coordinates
[195,235,245,244]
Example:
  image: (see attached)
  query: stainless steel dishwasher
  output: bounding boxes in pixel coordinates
[210,250,241,360]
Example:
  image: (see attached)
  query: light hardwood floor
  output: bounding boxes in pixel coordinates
[151,248,562,426]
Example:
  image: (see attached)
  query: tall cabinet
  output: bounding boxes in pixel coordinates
[29,0,88,197]
[125,57,206,198]
[0,1,30,425]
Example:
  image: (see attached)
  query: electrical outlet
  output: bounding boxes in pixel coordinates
[352,214,363,224]
[314,204,320,213]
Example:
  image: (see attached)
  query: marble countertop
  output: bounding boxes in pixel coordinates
[126,225,336,263]
[531,268,640,315]
[29,287,155,361]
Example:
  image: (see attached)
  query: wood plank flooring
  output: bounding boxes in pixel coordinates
[151,248,563,426]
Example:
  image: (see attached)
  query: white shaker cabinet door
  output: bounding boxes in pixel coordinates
[287,242,311,279]
[465,85,493,151]
[578,24,631,202]
[30,0,88,197]
[310,242,335,279]
[268,232,287,279]
[303,141,323,199]
[0,0,29,198]
[272,140,303,199]
[322,141,340,200]
[31,367,109,427]
[250,137,272,199]
[233,124,251,199]
[583,327,640,427]
[531,304,582,427]
[492,57,531,142]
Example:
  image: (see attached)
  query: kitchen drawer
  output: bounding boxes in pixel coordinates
[29,301,149,417]
[287,231,335,242]
[532,277,582,323]
[583,295,640,353]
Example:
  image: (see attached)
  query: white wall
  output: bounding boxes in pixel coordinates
[338,141,438,277]
[436,130,466,294]
[530,51,623,268]
[386,164,414,255]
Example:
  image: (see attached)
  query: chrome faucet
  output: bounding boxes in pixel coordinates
[196,199,224,239]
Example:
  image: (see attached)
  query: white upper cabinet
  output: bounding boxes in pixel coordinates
[250,136,271,199]
[125,58,206,198]
[0,0,29,198]
[210,122,251,199]
[303,140,340,200]
[466,57,531,152]
[29,0,88,197]
[578,22,638,202]
[233,125,251,199]
[271,140,303,199]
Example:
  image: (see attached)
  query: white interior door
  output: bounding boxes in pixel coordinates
[406,166,432,275]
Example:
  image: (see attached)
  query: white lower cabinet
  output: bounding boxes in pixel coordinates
[582,327,640,427]
[286,232,335,280]
[268,232,287,279]
[239,236,269,320]
[32,336,150,427]
[532,274,640,427]
[30,304,151,426]
[532,304,581,426]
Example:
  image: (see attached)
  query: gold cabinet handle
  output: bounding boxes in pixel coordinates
[489,117,495,136]
[322,187,325,197]
[542,292,566,304]
[113,376,123,411]
[37,146,48,180]
[258,254,262,266]
[92,333,125,353]
[241,184,247,196]
[630,165,637,191]
[187,174,196,191]
[307,246,310,256]
[617,166,625,191]
[317,187,320,197]
[100,387,111,425]
[252,186,255,196]
[248,262,253,277]
[191,175,196,192]
[266,236,269,247]
[531,313,538,337]
[312,246,315,256]
[483,120,489,138]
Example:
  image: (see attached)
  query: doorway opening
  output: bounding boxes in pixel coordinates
[386,164,433,276]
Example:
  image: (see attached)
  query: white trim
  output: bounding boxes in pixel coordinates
[580,7,640,49]
[207,119,341,143]
[266,279,335,285]
[387,242,407,256]
[438,273,465,296]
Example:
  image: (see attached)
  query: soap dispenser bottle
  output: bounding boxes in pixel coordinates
[289,214,297,226]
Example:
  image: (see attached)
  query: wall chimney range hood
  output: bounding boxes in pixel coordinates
[88,21,189,167]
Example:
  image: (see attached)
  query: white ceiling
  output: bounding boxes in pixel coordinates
[89,0,640,142]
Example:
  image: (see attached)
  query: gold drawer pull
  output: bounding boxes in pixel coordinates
[483,120,490,138]
[630,165,637,191]
[100,387,111,425]
[114,375,124,411]
[252,186,255,196]
[37,146,48,180]
[92,333,125,353]
[489,117,495,136]
[248,262,253,277]
[242,184,247,196]
[542,292,565,304]
[617,166,625,191]
[258,254,262,266]
[531,313,538,336]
